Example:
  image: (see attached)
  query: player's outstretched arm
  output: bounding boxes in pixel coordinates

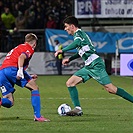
[62,58,70,65]
[55,50,63,57]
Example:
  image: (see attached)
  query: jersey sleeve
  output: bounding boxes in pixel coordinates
[21,43,34,59]
[22,50,32,59]
[62,39,79,52]
[69,52,80,61]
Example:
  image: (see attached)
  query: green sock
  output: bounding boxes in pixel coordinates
[116,88,133,103]
[68,86,80,107]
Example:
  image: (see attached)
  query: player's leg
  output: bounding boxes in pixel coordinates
[21,72,50,122]
[25,79,50,122]
[25,79,41,116]
[92,60,133,103]
[66,75,83,116]
[1,93,14,108]
[66,67,91,116]
[104,83,133,103]
[0,68,15,108]
[66,75,82,107]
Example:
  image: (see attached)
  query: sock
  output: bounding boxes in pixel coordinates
[1,98,12,108]
[75,106,82,110]
[116,88,133,103]
[31,90,41,118]
[68,86,80,107]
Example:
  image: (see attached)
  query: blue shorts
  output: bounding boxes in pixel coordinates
[0,67,32,96]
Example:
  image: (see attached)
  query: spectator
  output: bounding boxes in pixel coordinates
[0,13,6,51]
[18,1,27,15]
[6,27,21,51]
[0,0,4,14]
[0,0,72,30]
[59,1,67,29]
[45,2,53,17]
[1,6,15,29]
[12,3,20,17]
[54,40,64,75]
[15,11,27,29]
[34,7,45,29]
[51,5,60,28]
[46,14,57,29]
[60,1,67,14]
[59,1,67,20]
[26,4,36,29]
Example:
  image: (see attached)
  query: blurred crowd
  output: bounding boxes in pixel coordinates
[0,0,73,52]
[0,0,73,31]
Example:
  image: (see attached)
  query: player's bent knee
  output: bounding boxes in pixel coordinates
[29,88,39,91]
[26,84,39,91]
[66,81,75,87]
[31,86,39,91]
[66,81,70,87]
[105,87,116,94]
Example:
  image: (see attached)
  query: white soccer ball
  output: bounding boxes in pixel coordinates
[57,103,71,116]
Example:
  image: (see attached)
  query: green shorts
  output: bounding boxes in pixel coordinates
[74,58,111,85]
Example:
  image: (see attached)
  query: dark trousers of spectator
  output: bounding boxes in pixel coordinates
[56,59,62,75]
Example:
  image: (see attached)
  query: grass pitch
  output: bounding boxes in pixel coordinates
[0,75,133,133]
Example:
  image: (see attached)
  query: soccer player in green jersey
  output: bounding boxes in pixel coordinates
[55,16,133,116]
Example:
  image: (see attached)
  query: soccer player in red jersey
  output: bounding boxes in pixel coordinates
[0,33,50,122]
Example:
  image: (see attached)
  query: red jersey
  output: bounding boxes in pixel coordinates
[0,43,34,70]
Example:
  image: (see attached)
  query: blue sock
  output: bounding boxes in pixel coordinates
[31,90,41,118]
[1,98,12,108]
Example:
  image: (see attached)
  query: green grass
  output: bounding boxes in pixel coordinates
[0,75,133,133]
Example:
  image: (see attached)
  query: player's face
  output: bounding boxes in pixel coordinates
[64,23,74,35]
[32,41,37,49]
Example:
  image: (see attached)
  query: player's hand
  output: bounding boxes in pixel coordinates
[55,50,62,57]
[31,74,38,80]
[62,58,70,65]
[16,67,24,80]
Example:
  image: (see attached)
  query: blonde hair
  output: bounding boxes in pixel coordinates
[25,33,38,43]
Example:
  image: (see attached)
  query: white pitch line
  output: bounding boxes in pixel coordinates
[17,97,122,100]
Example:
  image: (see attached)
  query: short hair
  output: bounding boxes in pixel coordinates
[54,40,59,44]
[63,16,79,27]
[25,33,38,42]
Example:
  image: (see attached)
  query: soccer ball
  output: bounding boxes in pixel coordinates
[57,103,71,116]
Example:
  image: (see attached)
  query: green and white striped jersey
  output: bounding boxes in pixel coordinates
[62,29,99,66]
